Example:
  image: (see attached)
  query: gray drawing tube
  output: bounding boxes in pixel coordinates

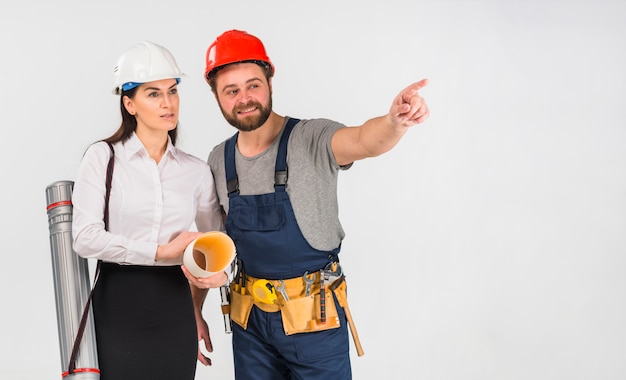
[46,180,99,379]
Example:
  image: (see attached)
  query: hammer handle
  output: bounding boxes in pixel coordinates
[343,304,364,357]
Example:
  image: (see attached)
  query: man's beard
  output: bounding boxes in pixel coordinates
[220,97,273,132]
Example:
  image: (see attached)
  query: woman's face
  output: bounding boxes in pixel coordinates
[123,78,180,134]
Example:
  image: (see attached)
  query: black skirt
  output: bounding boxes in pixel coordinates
[92,262,197,380]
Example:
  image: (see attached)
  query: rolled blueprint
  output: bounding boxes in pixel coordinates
[183,231,236,278]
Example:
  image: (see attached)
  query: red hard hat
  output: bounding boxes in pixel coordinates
[204,29,274,83]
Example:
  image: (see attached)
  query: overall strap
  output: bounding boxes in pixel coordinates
[224,132,239,195]
[274,117,300,192]
[224,117,301,196]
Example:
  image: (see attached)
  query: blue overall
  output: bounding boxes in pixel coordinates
[224,118,351,379]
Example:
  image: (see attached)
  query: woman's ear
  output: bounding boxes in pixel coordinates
[123,95,136,116]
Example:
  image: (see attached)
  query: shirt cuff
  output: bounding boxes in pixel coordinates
[126,240,159,265]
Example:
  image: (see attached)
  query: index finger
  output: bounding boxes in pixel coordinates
[408,78,429,93]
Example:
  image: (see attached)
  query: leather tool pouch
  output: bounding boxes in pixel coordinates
[280,287,341,335]
[229,282,254,329]
[229,278,345,335]
[332,278,349,308]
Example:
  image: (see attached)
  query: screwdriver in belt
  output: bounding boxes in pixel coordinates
[319,269,327,323]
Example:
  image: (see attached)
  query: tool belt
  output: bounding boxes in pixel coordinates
[229,271,346,335]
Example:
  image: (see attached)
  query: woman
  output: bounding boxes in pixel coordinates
[72,41,226,380]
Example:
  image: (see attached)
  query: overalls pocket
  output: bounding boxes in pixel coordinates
[231,204,285,231]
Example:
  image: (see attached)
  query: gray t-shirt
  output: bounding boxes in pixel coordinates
[208,117,351,251]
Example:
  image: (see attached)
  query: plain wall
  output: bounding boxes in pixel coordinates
[1,1,625,379]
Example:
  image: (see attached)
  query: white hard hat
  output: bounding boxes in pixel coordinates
[112,41,186,95]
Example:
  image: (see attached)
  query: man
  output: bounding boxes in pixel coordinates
[203,29,429,379]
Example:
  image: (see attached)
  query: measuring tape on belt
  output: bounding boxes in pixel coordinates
[251,279,278,304]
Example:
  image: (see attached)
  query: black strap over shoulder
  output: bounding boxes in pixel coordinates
[67,141,114,375]
[224,118,301,196]
[103,141,114,230]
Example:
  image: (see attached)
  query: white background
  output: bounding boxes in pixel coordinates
[1,1,625,379]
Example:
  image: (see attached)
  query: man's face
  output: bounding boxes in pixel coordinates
[214,62,272,132]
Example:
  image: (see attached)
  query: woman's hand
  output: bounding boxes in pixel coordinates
[155,231,203,261]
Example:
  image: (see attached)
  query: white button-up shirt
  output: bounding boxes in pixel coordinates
[72,133,223,266]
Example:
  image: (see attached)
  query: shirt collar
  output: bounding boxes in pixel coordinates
[124,132,181,163]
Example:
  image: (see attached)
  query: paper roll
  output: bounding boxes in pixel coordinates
[183,231,236,278]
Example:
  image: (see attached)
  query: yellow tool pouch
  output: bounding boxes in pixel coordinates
[280,288,340,335]
[331,278,348,308]
[228,275,345,336]
[229,282,254,329]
